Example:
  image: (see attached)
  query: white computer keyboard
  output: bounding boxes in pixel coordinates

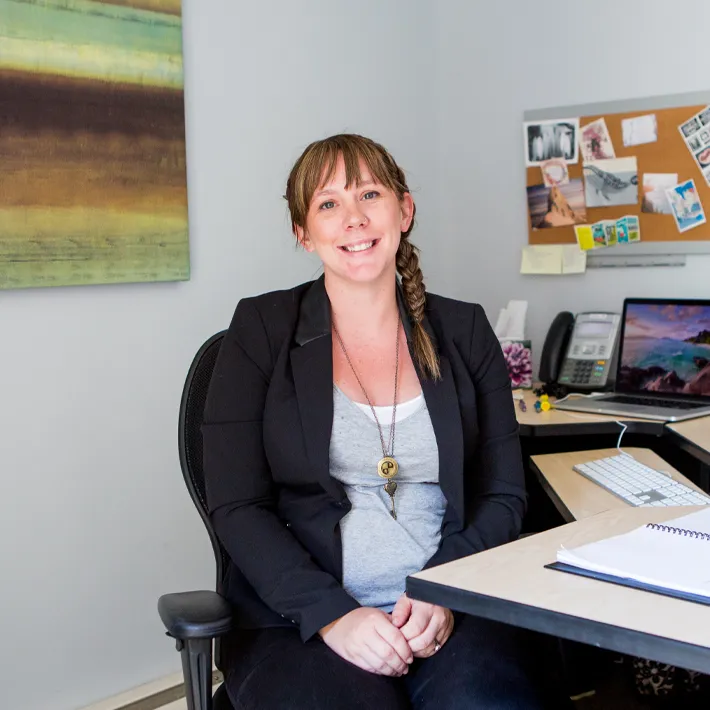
[573,454,710,507]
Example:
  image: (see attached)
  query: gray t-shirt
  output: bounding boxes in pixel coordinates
[329,386,446,610]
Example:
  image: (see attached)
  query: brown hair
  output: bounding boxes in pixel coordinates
[285,134,440,380]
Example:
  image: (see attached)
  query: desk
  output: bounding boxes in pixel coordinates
[407,506,710,675]
[667,418,710,469]
[530,447,705,523]
[514,390,665,438]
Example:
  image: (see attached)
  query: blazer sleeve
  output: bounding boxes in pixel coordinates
[202,299,360,642]
[424,303,526,569]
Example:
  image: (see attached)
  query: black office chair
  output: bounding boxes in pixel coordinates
[157,332,236,710]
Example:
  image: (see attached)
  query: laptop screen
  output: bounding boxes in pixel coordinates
[617,299,710,399]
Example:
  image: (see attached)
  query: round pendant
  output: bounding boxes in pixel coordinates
[377,456,399,479]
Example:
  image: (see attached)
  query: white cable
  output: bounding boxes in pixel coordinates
[548,396,634,460]
[554,392,606,405]
[615,420,629,457]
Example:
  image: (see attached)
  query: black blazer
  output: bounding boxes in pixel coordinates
[202,276,526,642]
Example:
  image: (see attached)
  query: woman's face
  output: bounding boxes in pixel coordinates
[296,155,413,286]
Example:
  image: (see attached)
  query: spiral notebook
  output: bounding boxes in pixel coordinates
[546,508,710,605]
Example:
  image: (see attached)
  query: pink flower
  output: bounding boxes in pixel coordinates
[501,341,533,388]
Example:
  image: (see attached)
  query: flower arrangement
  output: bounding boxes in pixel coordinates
[500,340,533,389]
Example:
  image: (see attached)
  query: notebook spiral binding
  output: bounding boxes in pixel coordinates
[646,523,710,541]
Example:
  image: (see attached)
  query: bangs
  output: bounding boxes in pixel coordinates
[292,136,402,225]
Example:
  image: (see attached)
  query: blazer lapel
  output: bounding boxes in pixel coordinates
[290,337,344,500]
[291,277,344,501]
[420,354,464,524]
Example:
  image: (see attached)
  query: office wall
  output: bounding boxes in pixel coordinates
[0,2,435,709]
[427,0,710,366]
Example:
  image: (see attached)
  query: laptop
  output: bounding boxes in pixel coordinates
[554,298,710,422]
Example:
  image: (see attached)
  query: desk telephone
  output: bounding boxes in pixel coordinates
[539,311,621,391]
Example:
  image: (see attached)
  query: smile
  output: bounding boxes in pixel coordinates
[339,239,379,253]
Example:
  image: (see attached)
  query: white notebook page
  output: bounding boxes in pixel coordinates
[556,508,710,598]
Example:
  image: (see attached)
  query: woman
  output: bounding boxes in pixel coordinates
[203,134,566,708]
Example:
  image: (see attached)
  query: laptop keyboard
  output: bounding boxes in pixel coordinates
[602,395,708,410]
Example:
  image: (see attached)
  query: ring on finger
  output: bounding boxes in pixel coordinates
[433,641,441,653]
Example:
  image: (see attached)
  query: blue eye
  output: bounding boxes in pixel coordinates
[319,200,335,210]
[363,191,379,200]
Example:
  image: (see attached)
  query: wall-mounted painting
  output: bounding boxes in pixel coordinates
[0,0,189,290]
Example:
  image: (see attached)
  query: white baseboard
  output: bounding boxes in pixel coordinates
[79,669,222,710]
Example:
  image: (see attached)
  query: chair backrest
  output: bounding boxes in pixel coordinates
[178,331,228,593]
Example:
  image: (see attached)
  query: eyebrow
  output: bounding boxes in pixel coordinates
[314,180,376,198]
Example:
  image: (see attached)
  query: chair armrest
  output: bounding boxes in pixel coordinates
[158,590,233,640]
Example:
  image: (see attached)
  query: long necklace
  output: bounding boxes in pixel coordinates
[332,317,401,520]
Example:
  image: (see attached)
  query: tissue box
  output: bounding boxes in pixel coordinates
[500,339,533,389]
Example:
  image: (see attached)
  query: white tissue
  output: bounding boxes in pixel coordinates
[494,300,528,341]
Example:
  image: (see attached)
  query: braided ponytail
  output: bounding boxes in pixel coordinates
[396,234,440,381]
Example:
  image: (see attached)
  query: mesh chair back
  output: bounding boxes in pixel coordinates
[178,331,229,593]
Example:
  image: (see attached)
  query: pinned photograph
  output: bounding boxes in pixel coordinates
[616,218,629,243]
[680,116,701,138]
[615,215,640,243]
[583,157,639,208]
[626,215,640,242]
[689,134,702,151]
[540,158,569,187]
[700,107,710,126]
[701,130,710,145]
[579,118,615,161]
[603,220,618,246]
[666,179,707,233]
[622,114,657,147]
[592,223,607,247]
[641,173,677,214]
[696,146,710,169]
[527,179,587,229]
[523,118,579,167]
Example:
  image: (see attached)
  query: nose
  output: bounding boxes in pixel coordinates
[344,201,368,229]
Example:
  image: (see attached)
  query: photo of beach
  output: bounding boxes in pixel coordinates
[619,303,710,396]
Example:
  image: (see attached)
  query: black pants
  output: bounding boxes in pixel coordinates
[223,614,571,709]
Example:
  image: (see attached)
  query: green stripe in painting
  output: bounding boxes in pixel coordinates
[1,36,183,87]
[0,0,182,58]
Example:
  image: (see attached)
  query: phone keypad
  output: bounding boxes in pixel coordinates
[559,359,608,386]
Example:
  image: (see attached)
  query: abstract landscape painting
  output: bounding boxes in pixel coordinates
[0,0,189,290]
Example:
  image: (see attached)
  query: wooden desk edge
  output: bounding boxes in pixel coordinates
[405,574,710,675]
[529,457,575,523]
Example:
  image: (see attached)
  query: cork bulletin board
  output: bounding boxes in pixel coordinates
[524,92,710,256]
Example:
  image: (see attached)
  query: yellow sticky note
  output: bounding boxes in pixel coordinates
[574,225,595,251]
[520,246,563,275]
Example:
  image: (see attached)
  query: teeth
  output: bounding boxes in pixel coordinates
[344,241,374,253]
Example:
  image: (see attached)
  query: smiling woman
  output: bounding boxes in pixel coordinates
[201,134,568,709]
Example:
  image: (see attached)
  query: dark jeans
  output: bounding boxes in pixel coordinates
[223,614,571,709]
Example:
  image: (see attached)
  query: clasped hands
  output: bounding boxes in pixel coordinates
[319,594,454,677]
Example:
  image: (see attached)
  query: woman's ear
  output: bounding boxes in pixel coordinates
[295,225,314,252]
[400,193,414,233]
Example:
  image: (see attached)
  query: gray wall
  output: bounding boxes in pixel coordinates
[0,2,434,708]
[428,0,710,368]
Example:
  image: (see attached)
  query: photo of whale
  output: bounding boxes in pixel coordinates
[583,157,639,208]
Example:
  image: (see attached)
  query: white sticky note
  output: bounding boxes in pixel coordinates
[561,244,587,274]
[520,245,563,275]
[622,114,658,147]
